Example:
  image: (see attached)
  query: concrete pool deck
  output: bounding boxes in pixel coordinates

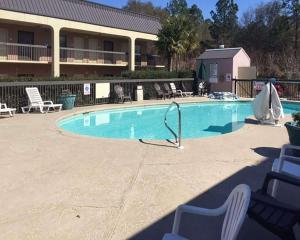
[0,97,298,240]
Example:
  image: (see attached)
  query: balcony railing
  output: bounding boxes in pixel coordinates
[135,54,165,67]
[0,42,52,62]
[60,47,128,65]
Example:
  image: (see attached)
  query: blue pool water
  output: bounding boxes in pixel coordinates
[58,101,300,140]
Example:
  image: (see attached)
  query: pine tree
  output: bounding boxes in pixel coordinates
[283,0,300,61]
[210,0,239,46]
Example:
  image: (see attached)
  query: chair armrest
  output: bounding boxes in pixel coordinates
[172,204,225,234]
[0,103,7,109]
[43,101,54,105]
[262,172,300,193]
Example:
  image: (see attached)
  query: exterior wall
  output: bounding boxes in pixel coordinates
[0,9,159,76]
[0,22,52,46]
[238,67,257,80]
[60,31,129,65]
[61,31,128,52]
[0,63,51,77]
[197,49,252,92]
[60,65,127,77]
[200,58,233,92]
[233,50,251,79]
[0,63,126,77]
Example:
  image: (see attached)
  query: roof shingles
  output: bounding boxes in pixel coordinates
[0,0,161,35]
[198,48,242,60]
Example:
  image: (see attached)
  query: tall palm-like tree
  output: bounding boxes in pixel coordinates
[156,16,188,71]
[156,2,203,71]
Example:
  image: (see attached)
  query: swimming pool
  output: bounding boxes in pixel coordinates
[58,101,300,140]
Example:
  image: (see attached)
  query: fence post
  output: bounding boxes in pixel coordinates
[234,79,237,95]
[250,80,254,98]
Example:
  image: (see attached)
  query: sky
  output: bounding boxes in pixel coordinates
[90,0,271,19]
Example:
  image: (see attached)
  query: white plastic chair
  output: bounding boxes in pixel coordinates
[170,83,184,97]
[271,144,300,196]
[0,103,16,117]
[163,184,251,240]
[22,87,62,113]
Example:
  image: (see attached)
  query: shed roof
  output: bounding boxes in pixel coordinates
[0,0,161,35]
[197,48,244,60]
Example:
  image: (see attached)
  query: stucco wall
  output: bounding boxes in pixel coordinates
[0,63,127,77]
[233,49,251,79]
[0,9,159,76]
[0,63,51,77]
[60,65,127,77]
[0,22,52,45]
[60,31,129,52]
[200,58,233,92]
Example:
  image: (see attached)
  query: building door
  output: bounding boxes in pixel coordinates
[0,28,8,60]
[104,40,114,64]
[88,39,98,63]
[18,31,34,60]
[135,45,141,66]
[74,37,84,62]
[60,34,67,61]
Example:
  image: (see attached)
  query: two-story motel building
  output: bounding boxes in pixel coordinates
[0,0,163,78]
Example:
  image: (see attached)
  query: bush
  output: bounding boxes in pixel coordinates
[0,70,193,82]
[0,75,122,82]
[121,70,193,79]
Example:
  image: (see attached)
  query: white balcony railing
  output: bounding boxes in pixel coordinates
[60,47,128,65]
[0,42,52,62]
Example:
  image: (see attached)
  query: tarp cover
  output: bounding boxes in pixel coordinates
[253,83,284,122]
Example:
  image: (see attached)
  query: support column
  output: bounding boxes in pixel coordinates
[129,37,135,71]
[51,26,60,77]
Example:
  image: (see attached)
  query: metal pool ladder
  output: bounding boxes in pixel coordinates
[164,101,183,149]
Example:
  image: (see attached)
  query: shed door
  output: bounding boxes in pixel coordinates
[0,28,8,60]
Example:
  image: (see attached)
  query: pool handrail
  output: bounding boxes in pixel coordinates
[164,101,183,149]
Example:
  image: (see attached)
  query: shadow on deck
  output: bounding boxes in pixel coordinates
[128,146,300,240]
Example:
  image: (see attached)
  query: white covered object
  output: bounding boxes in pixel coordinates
[253,83,284,123]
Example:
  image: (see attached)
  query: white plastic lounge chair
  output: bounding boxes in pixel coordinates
[169,83,184,97]
[163,184,251,240]
[22,87,62,113]
[181,83,193,97]
[271,144,300,196]
[0,103,16,117]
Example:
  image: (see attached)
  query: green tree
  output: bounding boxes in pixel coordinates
[166,0,188,15]
[156,15,187,71]
[235,1,295,78]
[156,0,205,71]
[210,0,239,46]
[123,0,168,22]
[283,0,300,61]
